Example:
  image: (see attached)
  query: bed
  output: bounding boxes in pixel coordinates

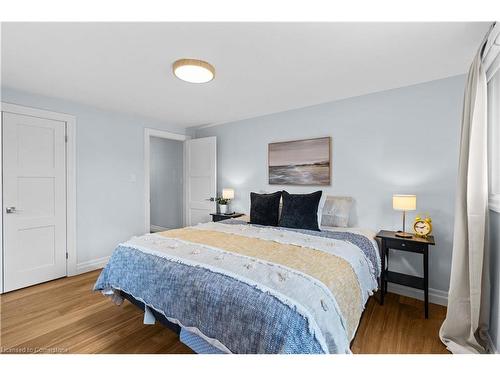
[94,218,380,354]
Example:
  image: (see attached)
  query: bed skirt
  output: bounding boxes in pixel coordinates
[120,290,224,354]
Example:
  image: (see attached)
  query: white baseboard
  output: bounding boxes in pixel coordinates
[387,282,448,306]
[485,332,499,354]
[150,225,170,233]
[76,256,110,274]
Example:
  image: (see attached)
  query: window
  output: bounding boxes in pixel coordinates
[488,54,500,212]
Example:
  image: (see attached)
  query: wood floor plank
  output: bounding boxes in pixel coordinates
[1,270,448,354]
[15,302,140,352]
[351,292,448,354]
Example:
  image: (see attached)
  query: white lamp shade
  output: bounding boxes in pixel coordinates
[222,188,234,200]
[392,194,416,211]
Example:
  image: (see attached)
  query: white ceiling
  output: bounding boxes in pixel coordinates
[1,22,491,128]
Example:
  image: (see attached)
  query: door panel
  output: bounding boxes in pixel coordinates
[185,137,216,226]
[190,176,213,202]
[16,225,56,270]
[2,112,67,292]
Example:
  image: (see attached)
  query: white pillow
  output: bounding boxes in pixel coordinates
[321,196,353,228]
[317,193,327,228]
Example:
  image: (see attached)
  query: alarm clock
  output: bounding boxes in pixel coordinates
[413,215,432,237]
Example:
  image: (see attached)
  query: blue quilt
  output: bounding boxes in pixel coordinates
[94,246,326,354]
[94,222,379,354]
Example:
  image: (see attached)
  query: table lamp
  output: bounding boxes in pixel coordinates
[393,194,416,238]
[222,188,234,200]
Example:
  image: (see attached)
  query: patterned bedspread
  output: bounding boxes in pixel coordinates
[94,221,380,354]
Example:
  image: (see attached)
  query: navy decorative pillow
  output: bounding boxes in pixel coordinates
[279,190,322,231]
[250,191,282,226]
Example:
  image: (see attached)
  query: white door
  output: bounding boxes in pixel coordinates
[185,137,216,225]
[2,112,67,292]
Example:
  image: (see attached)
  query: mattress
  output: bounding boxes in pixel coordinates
[94,220,380,354]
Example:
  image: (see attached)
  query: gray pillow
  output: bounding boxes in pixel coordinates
[321,196,353,228]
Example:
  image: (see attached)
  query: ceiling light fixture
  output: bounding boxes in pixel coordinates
[173,58,215,83]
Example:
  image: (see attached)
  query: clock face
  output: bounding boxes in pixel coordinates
[414,221,431,236]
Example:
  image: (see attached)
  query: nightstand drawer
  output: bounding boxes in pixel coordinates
[384,238,425,253]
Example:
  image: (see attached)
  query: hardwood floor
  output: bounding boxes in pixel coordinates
[0,270,448,354]
[351,292,448,354]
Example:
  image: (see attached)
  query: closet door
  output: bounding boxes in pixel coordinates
[185,137,216,225]
[2,112,67,292]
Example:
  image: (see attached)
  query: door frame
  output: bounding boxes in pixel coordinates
[144,128,190,234]
[0,102,77,292]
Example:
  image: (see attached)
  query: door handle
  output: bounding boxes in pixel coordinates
[6,207,16,214]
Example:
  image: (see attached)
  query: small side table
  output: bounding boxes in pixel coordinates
[210,212,244,222]
[375,230,435,318]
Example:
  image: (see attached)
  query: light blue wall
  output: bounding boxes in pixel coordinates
[197,75,466,299]
[150,137,184,229]
[490,210,500,352]
[1,87,187,265]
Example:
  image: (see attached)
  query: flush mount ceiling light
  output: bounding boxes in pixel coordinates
[173,58,215,83]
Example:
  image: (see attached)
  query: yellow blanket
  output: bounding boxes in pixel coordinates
[160,227,362,337]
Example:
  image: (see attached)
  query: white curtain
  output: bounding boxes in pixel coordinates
[440,22,500,354]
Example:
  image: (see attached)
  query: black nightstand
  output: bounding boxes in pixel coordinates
[375,230,435,318]
[210,212,244,222]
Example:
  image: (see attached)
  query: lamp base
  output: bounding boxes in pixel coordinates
[395,231,413,238]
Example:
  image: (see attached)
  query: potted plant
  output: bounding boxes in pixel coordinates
[209,197,230,214]
[210,188,234,214]
[209,197,231,214]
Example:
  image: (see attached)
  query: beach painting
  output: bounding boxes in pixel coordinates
[268,137,331,185]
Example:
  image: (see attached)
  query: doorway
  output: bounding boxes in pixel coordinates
[144,128,189,233]
[150,137,184,232]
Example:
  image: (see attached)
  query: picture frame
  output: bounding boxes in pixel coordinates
[268,137,331,185]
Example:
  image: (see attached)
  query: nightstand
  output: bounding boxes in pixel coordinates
[209,212,244,222]
[375,230,435,318]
